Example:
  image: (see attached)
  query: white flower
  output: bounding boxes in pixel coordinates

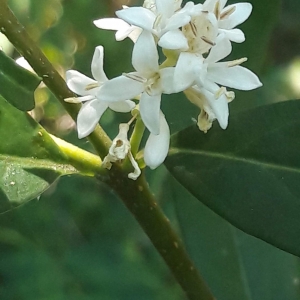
[94,6,142,43]
[181,10,219,54]
[65,46,135,138]
[202,0,253,43]
[97,30,177,168]
[197,36,262,91]
[184,85,233,132]
[174,35,262,92]
[102,123,141,180]
[97,30,176,136]
[175,35,261,132]
[115,0,195,50]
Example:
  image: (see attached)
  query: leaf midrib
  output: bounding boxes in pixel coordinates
[0,154,77,174]
[168,147,300,174]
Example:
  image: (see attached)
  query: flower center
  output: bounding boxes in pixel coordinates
[183,12,218,54]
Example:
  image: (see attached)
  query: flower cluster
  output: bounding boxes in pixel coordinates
[66,0,262,179]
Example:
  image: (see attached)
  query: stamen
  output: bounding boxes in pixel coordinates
[215,86,226,99]
[220,6,236,20]
[201,36,216,46]
[123,72,147,83]
[128,116,136,126]
[85,82,100,91]
[226,91,235,103]
[214,1,221,19]
[214,87,235,102]
[154,14,162,29]
[190,21,197,36]
[227,57,247,67]
[64,97,82,103]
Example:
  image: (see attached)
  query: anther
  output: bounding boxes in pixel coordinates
[227,57,247,67]
[220,6,236,20]
[201,36,216,46]
[85,82,99,91]
[123,72,147,83]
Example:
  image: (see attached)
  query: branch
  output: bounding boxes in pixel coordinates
[0,0,111,158]
[106,170,215,300]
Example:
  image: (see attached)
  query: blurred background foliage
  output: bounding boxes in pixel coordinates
[1,0,300,299]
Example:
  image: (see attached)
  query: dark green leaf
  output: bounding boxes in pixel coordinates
[0,50,41,111]
[162,174,253,300]
[165,174,300,300]
[229,0,281,113]
[165,99,300,257]
[0,95,77,211]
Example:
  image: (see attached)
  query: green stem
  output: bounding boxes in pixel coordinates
[130,117,145,157]
[0,0,111,158]
[50,135,105,176]
[106,169,215,300]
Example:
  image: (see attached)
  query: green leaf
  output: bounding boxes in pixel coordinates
[0,95,77,212]
[162,174,253,300]
[165,174,300,300]
[0,50,41,111]
[165,99,300,257]
[229,0,281,113]
[234,230,300,300]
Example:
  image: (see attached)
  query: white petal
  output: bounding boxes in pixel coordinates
[127,27,143,43]
[219,28,245,43]
[93,18,130,31]
[184,2,203,16]
[158,30,188,50]
[164,11,191,32]
[202,0,218,11]
[140,93,161,134]
[115,25,134,41]
[160,67,177,94]
[66,70,97,96]
[77,99,108,138]
[65,95,95,103]
[196,77,220,95]
[91,46,108,83]
[116,26,142,42]
[205,35,232,64]
[132,31,159,75]
[97,75,145,102]
[156,0,176,18]
[219,3,252,29]
[208,64,262,90]
[108,100,135,112]
[174,52,202,91]
[94,18,140,42]
[144,112,170,169]
[220,0,228,10]
[201,89,229,129]
[116,7,155,31]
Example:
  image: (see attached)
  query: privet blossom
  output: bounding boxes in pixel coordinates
[65,0,262,179]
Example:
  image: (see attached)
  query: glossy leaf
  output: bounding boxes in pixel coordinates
[0,50,41,111]
[165,174,300,300]
[161,174,253,300]
[0,95,77,212]
[165,99,300,257]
